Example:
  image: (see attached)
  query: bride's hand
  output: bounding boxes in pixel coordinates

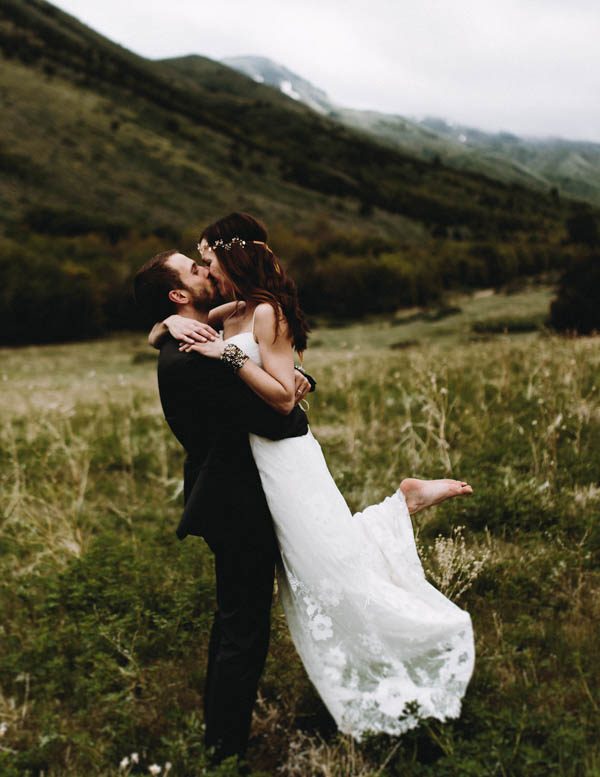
[179,338,226,359]
[164,315,218,344]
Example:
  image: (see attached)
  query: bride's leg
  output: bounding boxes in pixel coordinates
[400,478,473,515]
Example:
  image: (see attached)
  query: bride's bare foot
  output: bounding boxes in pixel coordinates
[400,478,473,515]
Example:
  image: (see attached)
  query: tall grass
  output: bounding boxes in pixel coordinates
[0,312,598,775]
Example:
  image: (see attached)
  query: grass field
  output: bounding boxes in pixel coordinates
[1,287,599,776]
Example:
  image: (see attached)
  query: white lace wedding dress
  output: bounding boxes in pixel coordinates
[228,332,475,738]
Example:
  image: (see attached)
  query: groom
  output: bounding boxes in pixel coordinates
[134,249,312,766]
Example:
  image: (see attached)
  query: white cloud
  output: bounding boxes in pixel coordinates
[52,0,600,140]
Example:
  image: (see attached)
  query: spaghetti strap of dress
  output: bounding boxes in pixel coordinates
[251,306,259,343]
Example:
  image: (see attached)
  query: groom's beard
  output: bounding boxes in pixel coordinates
[190,281,223,311]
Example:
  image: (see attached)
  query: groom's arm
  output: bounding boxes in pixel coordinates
[162,347,308,440]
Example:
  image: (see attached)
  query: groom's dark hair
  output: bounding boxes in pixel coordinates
[133,249,182,324]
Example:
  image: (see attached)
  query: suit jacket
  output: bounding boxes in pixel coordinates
[157,337,309,546]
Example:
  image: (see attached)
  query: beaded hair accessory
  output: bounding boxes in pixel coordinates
[211,236,247,251]
[210,237,282,273]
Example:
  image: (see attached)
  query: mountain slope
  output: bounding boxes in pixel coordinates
[224,55,600,205]
[0,0,573,241]
[222,55,333,114]
[418,117,600,204]
[0,0,594,344]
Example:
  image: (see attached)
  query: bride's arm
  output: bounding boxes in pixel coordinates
[208,302,239,329]
[181,304,297,414]
[148,316,218,349]
[247,304,297,413]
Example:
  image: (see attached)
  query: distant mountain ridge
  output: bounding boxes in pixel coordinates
[1,0,595,344]
[224,55,600,205]
[0,0,568,241]
[222,55,333,114]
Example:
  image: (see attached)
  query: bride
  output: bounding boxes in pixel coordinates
[149,213,475,737]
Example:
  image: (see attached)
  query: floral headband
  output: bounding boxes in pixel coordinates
[202,237,281,273]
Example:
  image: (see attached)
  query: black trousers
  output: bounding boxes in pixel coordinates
[203,537,277,763]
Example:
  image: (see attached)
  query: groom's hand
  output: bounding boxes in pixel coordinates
[164,315,219,345]
[294,370,311,404]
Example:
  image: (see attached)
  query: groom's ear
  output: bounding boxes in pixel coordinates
[168,288,189,305]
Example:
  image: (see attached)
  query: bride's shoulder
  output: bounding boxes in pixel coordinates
[254,302,290,342]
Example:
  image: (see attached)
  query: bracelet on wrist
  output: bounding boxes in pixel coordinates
[221,343,249,373]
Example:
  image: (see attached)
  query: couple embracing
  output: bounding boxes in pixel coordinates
[133,212,475,767]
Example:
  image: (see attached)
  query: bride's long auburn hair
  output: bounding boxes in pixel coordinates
[200,213,310,352]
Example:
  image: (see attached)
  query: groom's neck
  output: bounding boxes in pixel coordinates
[175,304,209,324]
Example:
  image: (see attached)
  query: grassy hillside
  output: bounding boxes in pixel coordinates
[222,55,600,206]
[0,0,596,345]
[334,110,600,206]
[0,0,567,235]
[334,109,549,189]
[0,291,598,775]
[419,118,600,205]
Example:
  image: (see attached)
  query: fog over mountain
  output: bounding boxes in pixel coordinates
[2,0,587,344]
[222,56,333,114]
[224,55,600,205]
[49,0,600,143]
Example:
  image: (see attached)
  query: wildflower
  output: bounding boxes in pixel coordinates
[149,766,162,775]
[131,753,139,764]
[119,756,130,770]
[420,526,492,601]
[165,764,172,774]
[0,722,8,737]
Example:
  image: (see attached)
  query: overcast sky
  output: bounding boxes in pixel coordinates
[53,0,599,142]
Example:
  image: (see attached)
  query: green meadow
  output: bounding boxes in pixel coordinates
[1,287,599,776]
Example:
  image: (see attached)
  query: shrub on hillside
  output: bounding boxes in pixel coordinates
[0,252,104,344]
[298,255,442,318]
[566,210,599,247]
[549,254,600,334]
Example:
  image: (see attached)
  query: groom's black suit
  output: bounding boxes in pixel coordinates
[157,337,308,763]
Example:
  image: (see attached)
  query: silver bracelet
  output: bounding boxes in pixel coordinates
[221,343,249,373]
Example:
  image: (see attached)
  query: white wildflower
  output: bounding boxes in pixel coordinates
[420,526,492,601]
[149,765,162,775]
[0,722,8,737]
[164,763,172,774]
[131,753,139,764]
[119,756,130,770]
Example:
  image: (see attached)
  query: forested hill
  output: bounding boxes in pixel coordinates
[0,0,570,233]
[0,0,596,343]
[224,54,600,205]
